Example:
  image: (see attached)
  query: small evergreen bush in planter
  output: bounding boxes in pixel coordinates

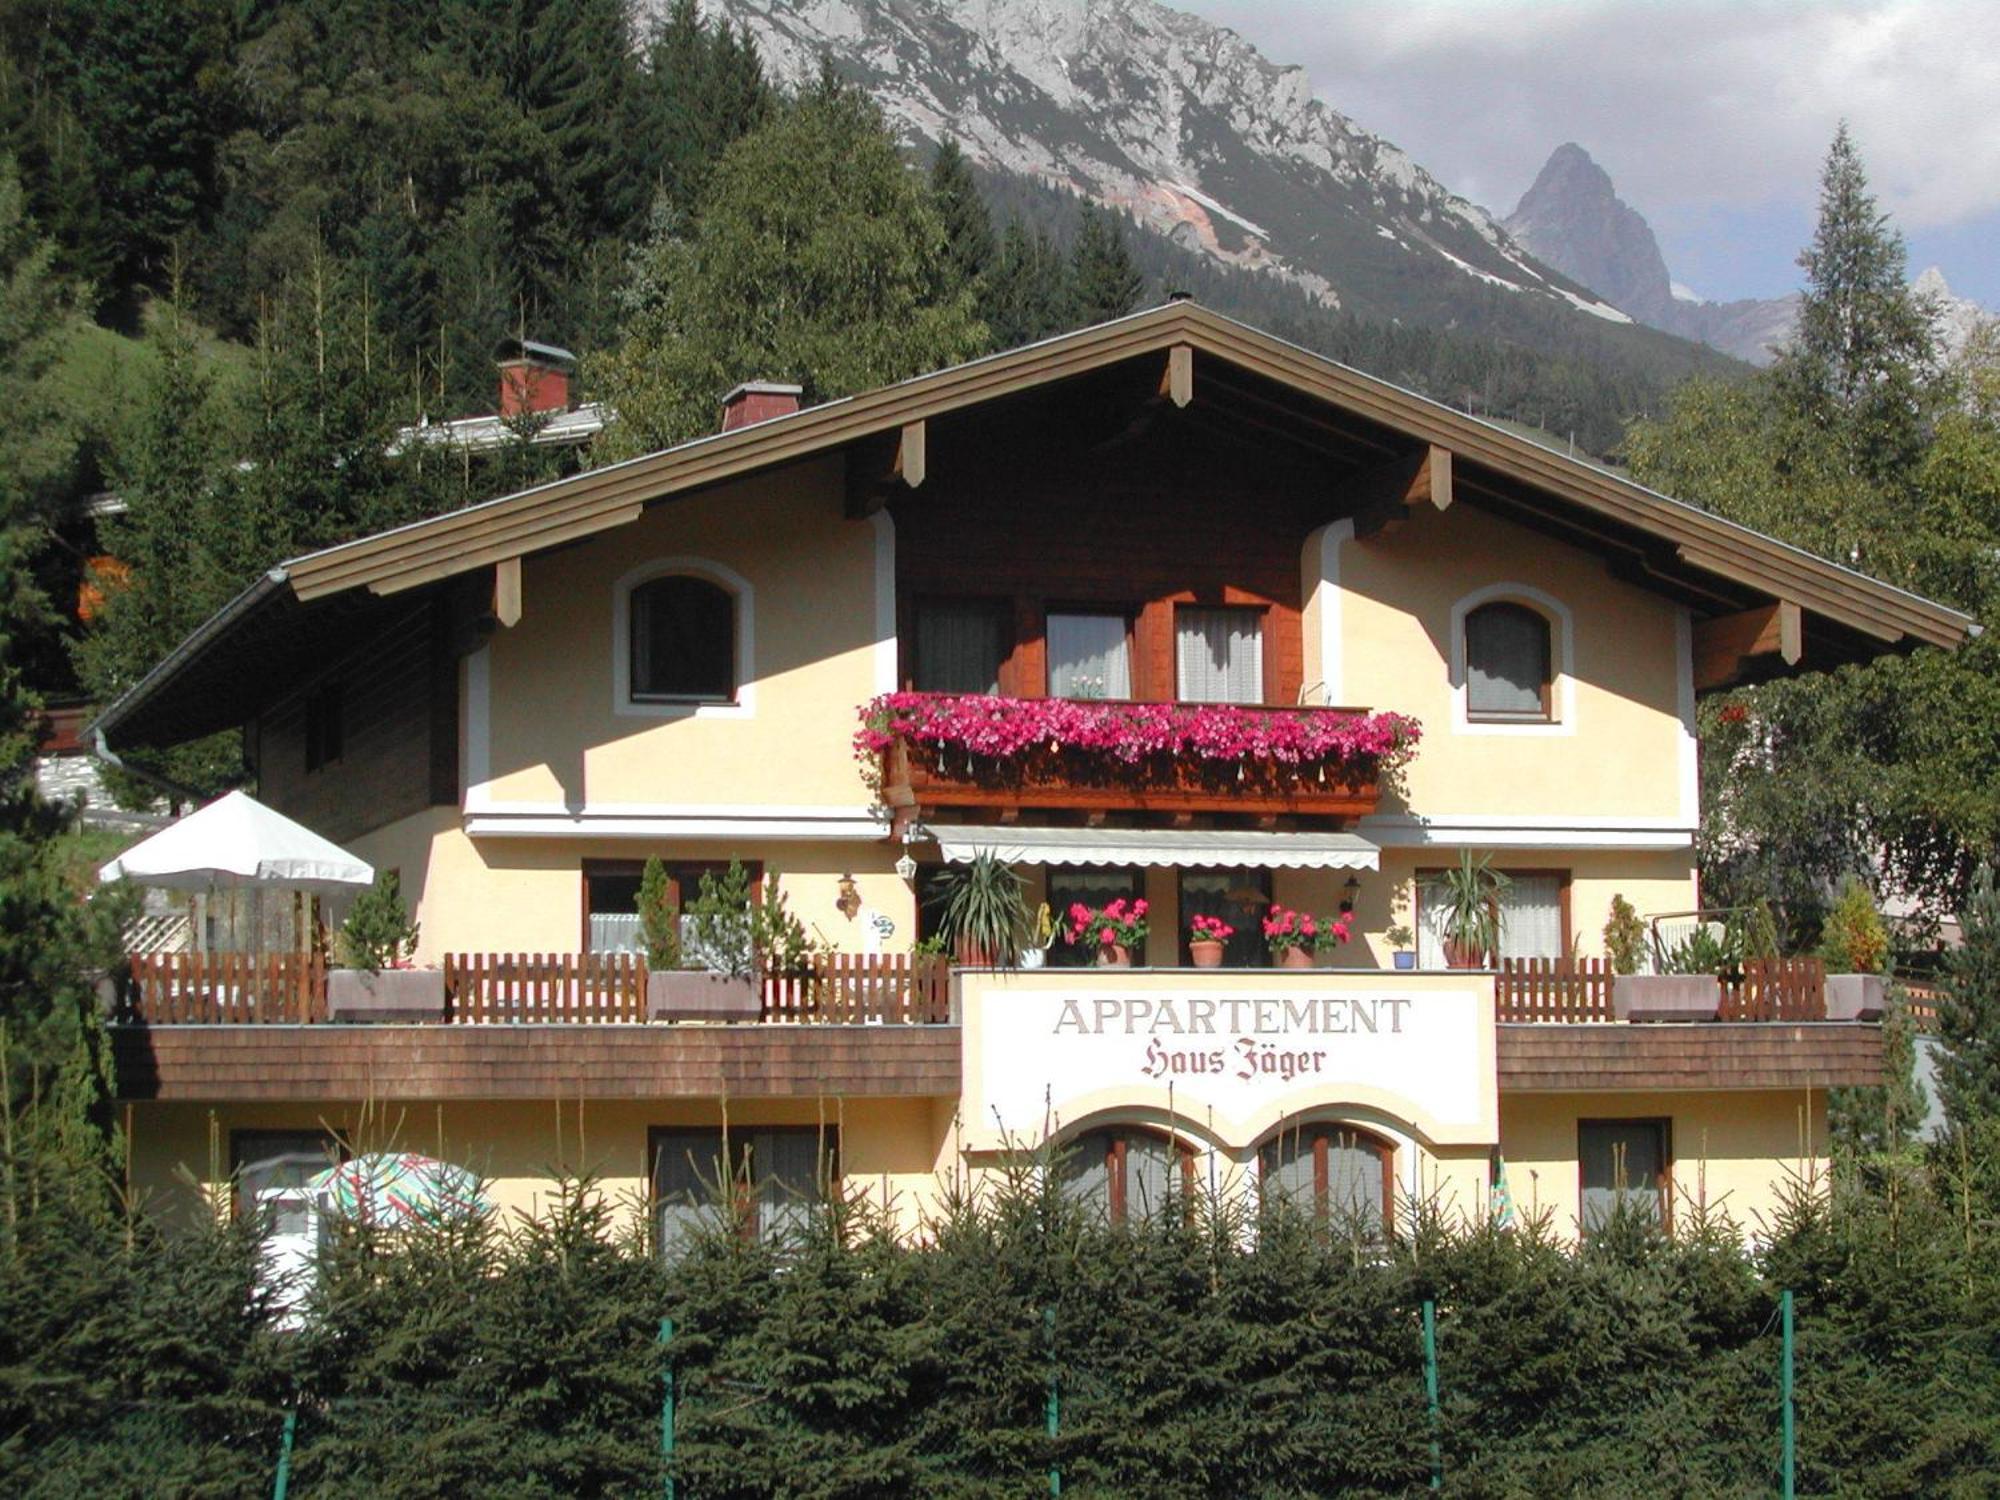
[336,871,418,972]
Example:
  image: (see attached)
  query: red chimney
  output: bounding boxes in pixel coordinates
[495,339,575,417]
[720,381,803,432]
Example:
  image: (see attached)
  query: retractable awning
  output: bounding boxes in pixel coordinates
[932,825,1379,870]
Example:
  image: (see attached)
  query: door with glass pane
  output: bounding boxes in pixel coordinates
[1579,1118,1669,1233]
[1047,611,1132,699]
[1061,1128,1192,1221]
[1178,868,1271,966]
[1175,605,1264,703]
[1047,866,1144,966]
[650,1126,838,1252]
[1415,866,1568,967]
[1260,1124,1391,1230]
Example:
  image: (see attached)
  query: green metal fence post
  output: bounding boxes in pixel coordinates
[1423,1298,1442,1492]
[271,1404,297,1500]
[1780,1289,1795,1500]
[1044,1305,1061,1497]
[660,1316,676,1500]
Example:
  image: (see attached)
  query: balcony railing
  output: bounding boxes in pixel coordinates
[114,951,953,1026]
[865,694,1417,822]
[1495,957,1828,1022]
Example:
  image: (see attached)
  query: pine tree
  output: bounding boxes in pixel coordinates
[985,216,1068,350]
[1067,204,1146,327]
[930,138,995,319]
[1777,123,1939,502]
[1936,864,2000,1127]
[594,81,986,456]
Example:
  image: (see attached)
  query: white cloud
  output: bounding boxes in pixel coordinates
[1190,0,2000,261]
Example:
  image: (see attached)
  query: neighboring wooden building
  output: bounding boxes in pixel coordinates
[96,302,1972,1242]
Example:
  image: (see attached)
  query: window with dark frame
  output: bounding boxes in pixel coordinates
[1046,865,1145,967]
[1060,1127,1194,1222]
[913,599,1008,694]
[630,574,735,702]
[1259,1123,1394,1231]
[1578,1118,1670,1233]
[582,859,759,953]
[649,1125,838,1252]
[304,682,344,772]
[1464,601,1553,720]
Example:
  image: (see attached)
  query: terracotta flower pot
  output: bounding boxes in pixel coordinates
[1444,940,1486,969]
[1189,940,1225,968]
[1278,946,1316,970]
[1097,944,1132,967]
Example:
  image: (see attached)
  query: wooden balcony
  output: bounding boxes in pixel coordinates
[874,697,1403,824]
[114,951,952,1027]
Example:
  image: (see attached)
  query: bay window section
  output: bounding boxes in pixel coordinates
[1259,1125,1391,1230]
[1176,606,1263,704]
[1047,611,1131,699]
[1062,1128,1191,1221]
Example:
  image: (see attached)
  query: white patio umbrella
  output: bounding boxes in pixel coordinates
[98,789,374,895]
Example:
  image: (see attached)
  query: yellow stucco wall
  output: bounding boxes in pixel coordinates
[126,1096,958,1236]
[1499,1089,1828,1240]
[1311,502,1694,826]
[477,454,881,812]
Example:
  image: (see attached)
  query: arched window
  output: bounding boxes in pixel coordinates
[629,573,735,702]
[1259,1123,1393,1228]
[1464,601,1552,721]
[1061,1126,1194,1222]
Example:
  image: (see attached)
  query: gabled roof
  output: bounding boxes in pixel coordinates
[95,302,1975,747]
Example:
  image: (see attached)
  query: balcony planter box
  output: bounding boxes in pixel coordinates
[862,695,1419,822]
[329,968,446,1024]
[1613,974,1721,1023]
[1824,973,1887,1022]
[647,970,760,1023]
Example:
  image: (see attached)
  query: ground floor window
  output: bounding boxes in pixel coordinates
[1579,1118,1670,1233]
[1060,1127,1193,1221]
[1415,866,1570,966]
[1047,866,1145,966]
[1258,1124,1394,1230]
[1178,867,1272,966]
[649,1125,837,1251]
[583,860,761,954]
[231,1129,344,1223]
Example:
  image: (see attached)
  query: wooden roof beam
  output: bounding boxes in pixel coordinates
[845,422,926,517]
[491,556,521,628]
[1160,343,1193,408]
[1345,443,1452,538]
[1693,601,1803,690]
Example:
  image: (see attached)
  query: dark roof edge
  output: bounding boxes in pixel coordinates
[89,567,292,743]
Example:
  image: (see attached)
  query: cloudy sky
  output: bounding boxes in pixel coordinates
[1187,0,2000,307]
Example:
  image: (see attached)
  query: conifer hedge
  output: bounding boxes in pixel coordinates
[5,1123,2000,1497]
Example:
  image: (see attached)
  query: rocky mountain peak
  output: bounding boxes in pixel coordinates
[1503,143,1673,325]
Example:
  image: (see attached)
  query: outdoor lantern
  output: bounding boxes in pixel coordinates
[1341,874,1362,913]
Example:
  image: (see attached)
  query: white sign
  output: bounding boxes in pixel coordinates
[959,972,1497,1153]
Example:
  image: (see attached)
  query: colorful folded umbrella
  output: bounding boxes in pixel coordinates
[309,1152,486,1226]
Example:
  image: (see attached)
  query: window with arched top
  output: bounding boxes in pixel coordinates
[629,573,735,703]
[1464,601,1553,721]
[1258,1123,1393,1229]
[1061,1126,1195,1222]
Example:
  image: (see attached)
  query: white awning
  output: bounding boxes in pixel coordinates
[98,789,375,894]
[932,825,1379,870]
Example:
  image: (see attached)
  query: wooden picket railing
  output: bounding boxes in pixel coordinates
[1719,958,1827,1020]
[443,952,648,1023]
[762,952,954,1024]
[1496,957,1615,1022]
[119,951,328,1024]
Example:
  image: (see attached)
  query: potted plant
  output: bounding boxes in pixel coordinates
[1067,897,1149,966]
[1602,893,1646,976]
[328,872,445,1022]
[1262,905,1351,968]
[1386,923,1416,971]
[647,859,771,1021]
[931,852,1026,967]
[1422,854,1509,968]
[1021,901,1056,968]
[1187,914,1234,968]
